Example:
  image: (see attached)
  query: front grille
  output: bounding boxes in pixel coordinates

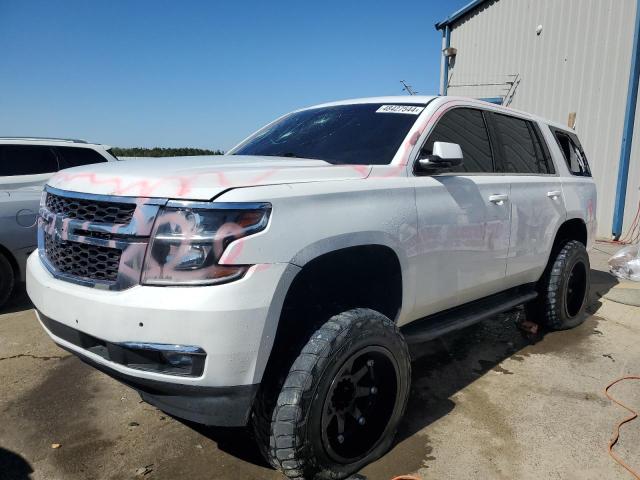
[44,234,121,282]
[46,192,136,224]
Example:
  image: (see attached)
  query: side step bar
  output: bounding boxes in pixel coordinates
[401,286,538,344]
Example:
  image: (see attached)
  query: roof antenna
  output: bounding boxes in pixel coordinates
[400,80,417,95]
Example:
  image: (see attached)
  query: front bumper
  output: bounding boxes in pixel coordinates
[27,252,299,424]
[49,325,259,426]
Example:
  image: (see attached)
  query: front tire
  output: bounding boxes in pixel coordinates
[527,240,590,330]
[0,253,15,309]
[258,308,411,479]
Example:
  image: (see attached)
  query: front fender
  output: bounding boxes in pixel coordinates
[215,180,419,325]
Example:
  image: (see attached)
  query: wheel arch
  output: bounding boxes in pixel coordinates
[290,232,409,272]
[0,242,20,279]
[552,217,587,251]
[255,240,405,388]
[540,217,588,278]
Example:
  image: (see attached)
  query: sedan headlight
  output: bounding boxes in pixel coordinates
[142,201,271,286]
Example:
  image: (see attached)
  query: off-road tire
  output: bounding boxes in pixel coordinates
[253,308,411,479]
[527,240,590,330]
[0,253,15,310]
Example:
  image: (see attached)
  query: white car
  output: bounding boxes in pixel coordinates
[26,97,596,479]
[0,138,118,308]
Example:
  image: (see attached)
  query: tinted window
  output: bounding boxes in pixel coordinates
[422,108,494,172]
[493,114,552,174]
[56,146,108,169]
[233,103,423,165]
[554,131,591,176]
[0,145,58,176]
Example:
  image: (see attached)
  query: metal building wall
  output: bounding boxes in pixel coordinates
[626,78,640,241]
[445,0,638,238]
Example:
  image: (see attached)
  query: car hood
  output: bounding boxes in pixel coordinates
[47,155,372,200]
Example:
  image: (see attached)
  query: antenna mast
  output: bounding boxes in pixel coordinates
[400,80,417,95]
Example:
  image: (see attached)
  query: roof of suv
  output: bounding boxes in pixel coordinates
[0,137,108,148]
[311,96,437,109]
[310,95,572,133]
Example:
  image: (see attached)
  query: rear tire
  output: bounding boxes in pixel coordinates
[253,308,411,479]
[526,240,590,330]
[0,253,15,310]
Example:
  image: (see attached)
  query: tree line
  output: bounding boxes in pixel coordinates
[112,147,224,157]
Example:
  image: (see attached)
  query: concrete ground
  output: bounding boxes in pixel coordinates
[1,242,639,480]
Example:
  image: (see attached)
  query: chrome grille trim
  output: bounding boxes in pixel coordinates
[45,235,121,282]
[45,192,136,224]
[38,186,168,291]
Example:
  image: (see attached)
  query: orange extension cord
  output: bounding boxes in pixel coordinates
[605,376,640,479]
[391,378,640,480]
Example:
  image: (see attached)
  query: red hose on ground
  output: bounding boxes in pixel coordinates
[392,377,640,480]
[605,376,640,479]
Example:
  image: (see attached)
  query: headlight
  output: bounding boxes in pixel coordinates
[141,201,271,286]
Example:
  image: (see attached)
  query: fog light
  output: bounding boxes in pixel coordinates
[163,352,194,367]
[118,342,206,377]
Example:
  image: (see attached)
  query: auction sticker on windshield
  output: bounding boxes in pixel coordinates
[376,105,424,115]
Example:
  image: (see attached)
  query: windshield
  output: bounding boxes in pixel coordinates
[232,103,425,165]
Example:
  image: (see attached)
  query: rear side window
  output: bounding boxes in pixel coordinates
[553,130,591,176]
[56,146,108,169]
[0,145,58,176]
[422,108,494,173]
[492,114,554,174]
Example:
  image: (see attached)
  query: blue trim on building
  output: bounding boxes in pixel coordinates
[435,0,490,30]
[479,97,504,105]
[442,26,451,95]
[613,0,640,238]
[436,0,488,96]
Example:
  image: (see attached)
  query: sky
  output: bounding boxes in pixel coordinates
[0,0,468,151]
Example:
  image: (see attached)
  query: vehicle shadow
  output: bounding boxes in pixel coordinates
[182,421,272,469]
[180,268,620,474]
[589,267,620,309]
[395,267,619,446]
[0,447,34,479]
[0,284,34,316]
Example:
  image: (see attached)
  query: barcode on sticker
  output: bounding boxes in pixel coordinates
[376,105,424,115]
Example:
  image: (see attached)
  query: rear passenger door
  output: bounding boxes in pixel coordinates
[488,113,566,287]
[412,107,511,318]
[0,145,59,189]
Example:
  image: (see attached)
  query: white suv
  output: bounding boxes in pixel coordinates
[0,138,118,308]
[26,97,596,479]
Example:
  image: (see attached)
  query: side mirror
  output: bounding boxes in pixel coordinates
[416,141,464,172]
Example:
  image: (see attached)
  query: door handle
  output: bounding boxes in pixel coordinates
[488,194,509,205]
[547,190,562,199]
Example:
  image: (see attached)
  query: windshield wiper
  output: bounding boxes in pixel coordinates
[259,152,329,162]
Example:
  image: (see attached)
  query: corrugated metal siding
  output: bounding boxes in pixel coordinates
[446,0,637,238]
[626,84,640,240]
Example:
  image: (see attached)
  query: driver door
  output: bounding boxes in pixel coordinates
[411,107,511,318]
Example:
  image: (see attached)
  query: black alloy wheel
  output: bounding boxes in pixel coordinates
[321,346,400,463]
